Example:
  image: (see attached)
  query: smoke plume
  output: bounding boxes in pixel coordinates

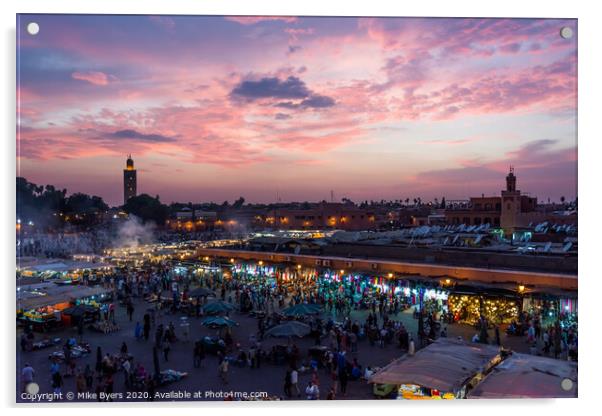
[115,215,156,248]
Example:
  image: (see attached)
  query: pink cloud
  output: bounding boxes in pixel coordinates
[405,140,577,200]
[71,71,113,86]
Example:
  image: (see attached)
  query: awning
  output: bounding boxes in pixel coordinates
[370,338,501,392]
[467,353,577,398]
[17,285,111,310]
[20,261,113,273]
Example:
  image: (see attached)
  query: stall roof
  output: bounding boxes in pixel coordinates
[17,285,110,310]
[21,260,113,273]
[467,353,577,399]
[370,338,501,392]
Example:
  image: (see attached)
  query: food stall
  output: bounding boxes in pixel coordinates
[370,338,503,399]
[17,283,111,331]
[467,352,577,398]
[446,283,520,326]
[18,259,114,285]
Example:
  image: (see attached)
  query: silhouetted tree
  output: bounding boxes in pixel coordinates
[232,197,245,209]
[122,194,169,225]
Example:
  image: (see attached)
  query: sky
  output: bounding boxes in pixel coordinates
[17,15,577,206]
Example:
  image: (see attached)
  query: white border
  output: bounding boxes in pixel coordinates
[2,1,600,415]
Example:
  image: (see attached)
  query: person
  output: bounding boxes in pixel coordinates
[494,325,501,346]
[440,327,447,338]
[305,380,319,400]
[326,387,336,400]
[349,331,358,353]
[121,342,128,355]
[155,324,164,348]
[218,358,229,384]
[76,371,87,393]
[135,322,142,340]
[193,341,202,368]
[162,337,171,362]
[527,324,535,343]
[21,363,34,391]
[20,333,28,352]
[339,366,348,397]
[84,364,94,390]
[143,314,151,341]
[123,358,132,388]
[145,375,156,401]
[408,337,415,356]
[50,360,60,377]
[52,371,63,397]
[543,330,551,355]
[291,368,300,397]
[284,369,292,398]
[330,367,338,394]
[127,302,135,322]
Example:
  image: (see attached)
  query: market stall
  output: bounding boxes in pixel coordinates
[467,352,577,398]
[522,289,578,328]
[369,338,502,399]
[17,283,111,331]
[447,291,519,326]
[18,259,114,285]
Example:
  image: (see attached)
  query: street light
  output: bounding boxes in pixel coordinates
[518,285,525,293]
[387,272,394,278]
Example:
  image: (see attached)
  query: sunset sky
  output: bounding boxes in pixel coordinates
[17,15,577,206]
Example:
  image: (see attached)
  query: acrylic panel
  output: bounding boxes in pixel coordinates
[16,14,577,402]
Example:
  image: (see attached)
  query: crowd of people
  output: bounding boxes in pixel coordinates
[19,257,578,401]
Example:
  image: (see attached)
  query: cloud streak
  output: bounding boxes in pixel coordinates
[71,71,114,86]
[107,129,176,143]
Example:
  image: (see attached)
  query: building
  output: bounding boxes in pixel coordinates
[444,167,537,231]
[264,202,377,231]
[123,155,137,204]
[444,167,575,236]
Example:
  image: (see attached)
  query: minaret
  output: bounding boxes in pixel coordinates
[506,165,517,192]
[123,154,137,204]
[501,165,521,235]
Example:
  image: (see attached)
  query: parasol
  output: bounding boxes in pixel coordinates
[265,321,312,338]
[203,300,235,315]
[201,316,238,328]
[282,303,321,317]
